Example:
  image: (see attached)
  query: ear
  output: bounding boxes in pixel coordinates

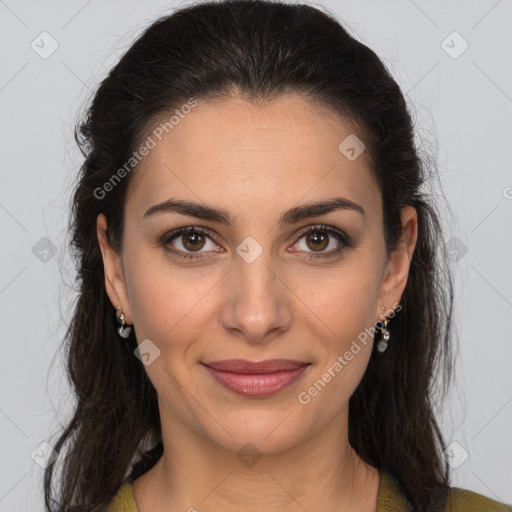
[96,213,132,324]
[376,205,418,321]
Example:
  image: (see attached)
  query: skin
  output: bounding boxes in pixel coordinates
[97,93,417,512]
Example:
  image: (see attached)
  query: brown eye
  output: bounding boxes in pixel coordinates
[291,225,351,259]
[305,230,329,252]
[181,231,207,251]
[162,226,220,260]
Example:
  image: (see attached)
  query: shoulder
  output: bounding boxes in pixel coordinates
[378,471,511,512]
[444,487,512,512]
[103,481,139,512]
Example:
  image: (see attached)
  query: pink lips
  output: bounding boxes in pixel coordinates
[202,359,311,397]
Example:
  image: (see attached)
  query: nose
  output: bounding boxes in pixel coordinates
[219,252,293,344]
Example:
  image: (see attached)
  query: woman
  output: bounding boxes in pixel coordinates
[44,1,511,511]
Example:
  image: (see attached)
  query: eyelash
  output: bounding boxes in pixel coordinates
[160,224,352,262]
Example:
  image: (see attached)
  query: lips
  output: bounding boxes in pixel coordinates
[203,359,309,373]
[201,359,311,397]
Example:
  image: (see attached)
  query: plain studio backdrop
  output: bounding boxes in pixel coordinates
[0,0,511,510]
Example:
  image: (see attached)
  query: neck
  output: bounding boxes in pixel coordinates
[133,405,381,512]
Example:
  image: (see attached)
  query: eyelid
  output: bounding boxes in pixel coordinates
[294,224,348,242]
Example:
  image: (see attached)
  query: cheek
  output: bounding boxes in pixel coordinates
[295,274,377,419]
[293,260,381,341]
[291,258,380,399]
[123,249,219,350]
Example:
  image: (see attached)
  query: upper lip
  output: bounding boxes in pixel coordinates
[202,359,310,374]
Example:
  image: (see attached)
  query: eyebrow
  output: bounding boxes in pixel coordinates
[143,197,366,226]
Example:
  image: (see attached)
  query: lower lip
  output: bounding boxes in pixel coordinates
[202,364,310,397]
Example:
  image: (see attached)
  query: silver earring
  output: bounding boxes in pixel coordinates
[377,305,390,353]
[116,306,132,339]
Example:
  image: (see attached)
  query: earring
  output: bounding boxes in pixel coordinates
[116,306,132,339]
[376,305,390,353]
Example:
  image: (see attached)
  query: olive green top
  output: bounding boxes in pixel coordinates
[105,470,511,511]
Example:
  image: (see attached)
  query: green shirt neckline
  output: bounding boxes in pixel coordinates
[106,469,511,511]
[107,470,410,511]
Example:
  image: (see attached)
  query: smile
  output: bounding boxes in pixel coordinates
[201,360,311,397]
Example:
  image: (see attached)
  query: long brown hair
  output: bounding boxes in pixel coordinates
[45,1,455,510]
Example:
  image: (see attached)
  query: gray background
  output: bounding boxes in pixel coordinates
[0,0,511,509]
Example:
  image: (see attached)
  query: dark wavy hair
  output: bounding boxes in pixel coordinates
[44,1,455,510]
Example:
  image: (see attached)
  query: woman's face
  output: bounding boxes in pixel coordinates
[98,94,416,454]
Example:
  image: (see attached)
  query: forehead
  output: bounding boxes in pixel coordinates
[125,94,380,221]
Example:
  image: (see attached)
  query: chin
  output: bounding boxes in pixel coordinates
[198,410,309,457]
